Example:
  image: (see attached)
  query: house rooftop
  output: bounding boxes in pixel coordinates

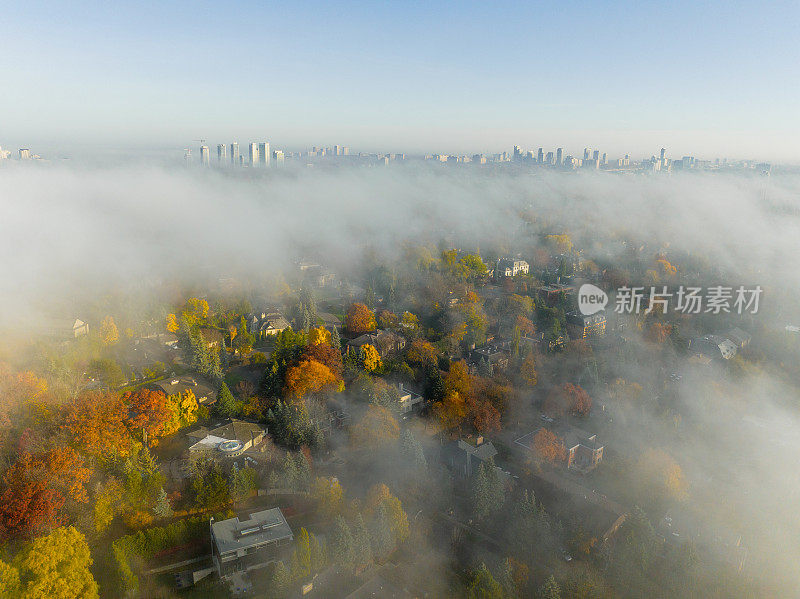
[211,508,293,555]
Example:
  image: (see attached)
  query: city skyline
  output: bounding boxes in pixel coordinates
[1,1,798,161]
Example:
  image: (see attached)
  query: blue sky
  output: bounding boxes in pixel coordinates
[2,1,798,159]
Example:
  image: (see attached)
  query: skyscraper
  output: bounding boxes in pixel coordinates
[217,144,226,163]
[19,148,31,160]
[556,148,563,165]
[258,142,270,166]
[248,142,259,166]
[272,150,284,166]
[230,142,239,166]
[200,145,210,166]
[513,145,522,161]
[584,147,591,161]
[537,147,544,163]
[592,150,599,161]
[545,151,554,164]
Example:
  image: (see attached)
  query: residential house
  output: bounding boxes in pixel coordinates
[210,508,293,578]
[187,419,267,456]
[397,383,424,417]
[346,329,406,358]
[690,335,738,360]
[538,283,575,306]
[726,327,752,349]
[247,310,291,338]
[153,376,216,405]
[442,436,498,478]
[566,311,607,340]
[495,258,530,280]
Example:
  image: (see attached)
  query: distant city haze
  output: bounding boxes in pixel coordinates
[1,1,798,161]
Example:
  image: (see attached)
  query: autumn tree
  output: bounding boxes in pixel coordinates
[284,360,338,401]
[307,326,331,346]
[406,339,438,367]
[0,448,93,541]
[470,399,501,434]
[166,313,179,333]
[123,388,174,445]
[433,392,467,433]
[520,352,538,387]
[300,343,343,378]
[63,391,132,457]
[359,344,381,372]
[350,405,400,448]
[312,477,344,517]
[444,360,472,398]
[9,526,98,599]
[533,428,566,465]
[345,303,376,335]
[637,449,689,502]
[100,316,119,346]
[544,383,591,418]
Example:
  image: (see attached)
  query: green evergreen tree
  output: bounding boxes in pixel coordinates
[399,429,427,471]
[352,513,372,569]
[217,381,238,418]
[331,326,341,349]
[467,563,505,599]
[330,515,355,569]
[294,452,311,492]
[269,561,290,598]
[370,504,395,560]
[153,487,173,518]
[538,575,561,599]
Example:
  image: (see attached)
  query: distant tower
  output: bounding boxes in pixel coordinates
[513,145,522,161]
[602,152,607,165]
[593,150,599,161]
[556,148,563,165]
[200,146,210,166]
[230,142,239,166]
[18,148,31,160]
[537,147,544,163]
[258,142,270,166]
[272,149,284,166]
[217,144,227,163]
[584,147,591,160]
[248,142,259,166]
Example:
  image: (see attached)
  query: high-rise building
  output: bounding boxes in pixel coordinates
[592,150,599,161]
[473,154,486,164]
[230,142,239,166]
[602,152,607,165]
[200,145,210,166]
[537,147,544,163]
[556,148,563,165]
[334,145,341,156]
[342,146,350,156]
[248,142,259,166]
[217,144,227,163]
[258,142,270,166]
[272,150,284,166]
[19,148,31,160]
[583,147,591,161]
[513,145,523,161]
[545,151,554,164]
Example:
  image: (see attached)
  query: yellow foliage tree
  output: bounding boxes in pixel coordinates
[166,313,180,333]
[12,526,99,599]
[308,327,331,346]
[350,405,400,447]
[638,449,689,501]
[359,344,381,372]
[284,360,338,400]
[520,353,538,387]
[312,477,344,517]
[99,316,119,346]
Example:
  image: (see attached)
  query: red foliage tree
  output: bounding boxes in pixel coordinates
[300,343,343,378]
[123,388,173,444]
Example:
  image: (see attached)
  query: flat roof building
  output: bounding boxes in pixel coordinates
[211,508,293,578]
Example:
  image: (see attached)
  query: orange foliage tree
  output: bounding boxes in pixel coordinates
[533,428,566,465]
[433,392,467,433]
[300,343,343,378]
[284,360,338,400]
[544,383,592,417]
[63,391,132,456]
[405,339,438,367]
[345,303,376,335]
[123,388,174,445]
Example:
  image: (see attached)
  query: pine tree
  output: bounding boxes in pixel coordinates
[467,563,505,599]
[399,429,427,471]
[153,487,173,518]
[473,459,504,520]
[330,515,355,569]
[352,513,372,569]
[217,381,238,418]
[310,533,327,573]
[370,504,395,560]
[538,575,561,599]
[294,452,311,492]
[331,326,341,350]
[269,561,290,599]
[280,452,298,491]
